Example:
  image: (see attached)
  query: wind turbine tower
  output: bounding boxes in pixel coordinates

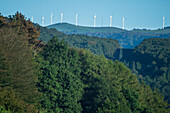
[110,15,112,27]
[61,13,63,24]
[76,14,78,26]
[94,15,96,27]
[123,17,124,30]
[32,16,33,22]
[163,16,165,29]
[42,16,44,26]
[51,13,53,25]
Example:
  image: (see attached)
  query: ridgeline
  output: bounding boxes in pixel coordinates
[47,23,170,48]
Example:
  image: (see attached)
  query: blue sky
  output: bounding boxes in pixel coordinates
[0,0,170,30]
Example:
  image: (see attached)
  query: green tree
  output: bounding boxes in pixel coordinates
[0,106,11,113]
[78,49,169,113]
[37,37,84,113]
[0,51,10,87]
[0,27,40,105]
[122,87,142,113]
[0,87,37,113]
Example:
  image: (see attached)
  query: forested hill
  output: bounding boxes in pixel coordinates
[40,24,170,103]
[111,38,170,103]
[0,12,170,112]
[47,23,124,34]
[40,23,170,104]
[47,23,170,48]
[38,25,120,58]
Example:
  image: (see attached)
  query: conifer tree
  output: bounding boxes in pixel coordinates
[0,27,40,105]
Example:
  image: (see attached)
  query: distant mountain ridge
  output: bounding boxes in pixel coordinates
[47,23,125,34]
[38,25,120,58]
[47,23,170,48]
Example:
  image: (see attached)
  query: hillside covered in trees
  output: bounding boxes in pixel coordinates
[41,23,170,104]
[40,22,170,103]
[111,39,170,103]
[47,23,170,48]
[0,12,169,113]
[38,26,120,58]
[37,36,169,113]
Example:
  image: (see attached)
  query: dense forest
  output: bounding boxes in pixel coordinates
[47,23,170,48]
[0,12,169,113]
[111,39,170,103]
[40,22,170,104]
[38,26,120,58]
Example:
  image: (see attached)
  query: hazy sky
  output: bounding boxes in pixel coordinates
[0,0,170,29]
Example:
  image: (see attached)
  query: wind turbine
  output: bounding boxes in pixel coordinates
[76,14,78,26]
[51,13,53,25]
[32,16,33,22]
[110,15,112,27]
[123,17,125,30]
[42,16,44,26]
[101,18,103,27]
[61,13,63,23]
[163,16,165,29]
[94,15,96,27]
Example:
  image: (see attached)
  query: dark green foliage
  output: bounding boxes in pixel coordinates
[0,52,10,87]
[135,39,169,61]
[39,24,170,104]
[38,26,120,58]
[0,106,11,113]
[0,87,37,113]
[122,87,142,113]
[79,54,129,113]
[37,37,84,113]
[0,27,39,105]
[36,36,169,113]
[138,82,169,113]
[47,23,170,48]
[112,39,170,103]
[78,50,169,113]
